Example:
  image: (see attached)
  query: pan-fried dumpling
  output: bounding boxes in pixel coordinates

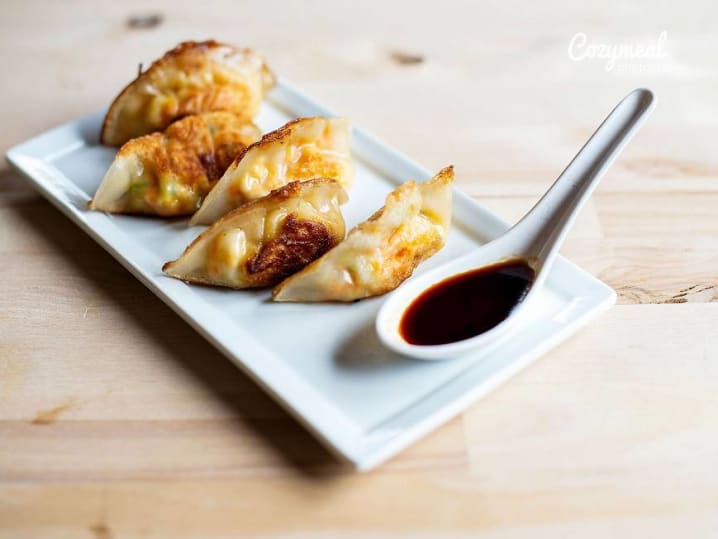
[163,179,347,289]
[272,166,453,302]
[90,112,261,216]
[190,117,353,225]
[101,40,275,146]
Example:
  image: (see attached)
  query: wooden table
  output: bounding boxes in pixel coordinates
[2,1,717,536]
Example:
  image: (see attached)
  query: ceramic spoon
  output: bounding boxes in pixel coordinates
[376,88,655,360]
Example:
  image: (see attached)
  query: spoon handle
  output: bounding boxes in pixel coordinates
[508,88,655,273]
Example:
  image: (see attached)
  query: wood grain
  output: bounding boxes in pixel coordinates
[2,0,717,536]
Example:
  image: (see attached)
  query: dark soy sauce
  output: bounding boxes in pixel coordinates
[400,259,535,346]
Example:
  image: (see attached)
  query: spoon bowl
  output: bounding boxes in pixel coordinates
[377,88,655,360]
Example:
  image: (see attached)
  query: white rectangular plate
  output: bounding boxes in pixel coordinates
[6,81,615,470]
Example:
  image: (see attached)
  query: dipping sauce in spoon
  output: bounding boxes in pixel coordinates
[399,259,535,346]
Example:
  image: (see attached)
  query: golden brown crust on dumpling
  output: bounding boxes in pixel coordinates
[163,111,256,181]
[162,178,347,289]
[101,40,275,146]
[245,215,336,286]
[90,112,260,216]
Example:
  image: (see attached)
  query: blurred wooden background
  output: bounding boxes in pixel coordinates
[1,0,717,537]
